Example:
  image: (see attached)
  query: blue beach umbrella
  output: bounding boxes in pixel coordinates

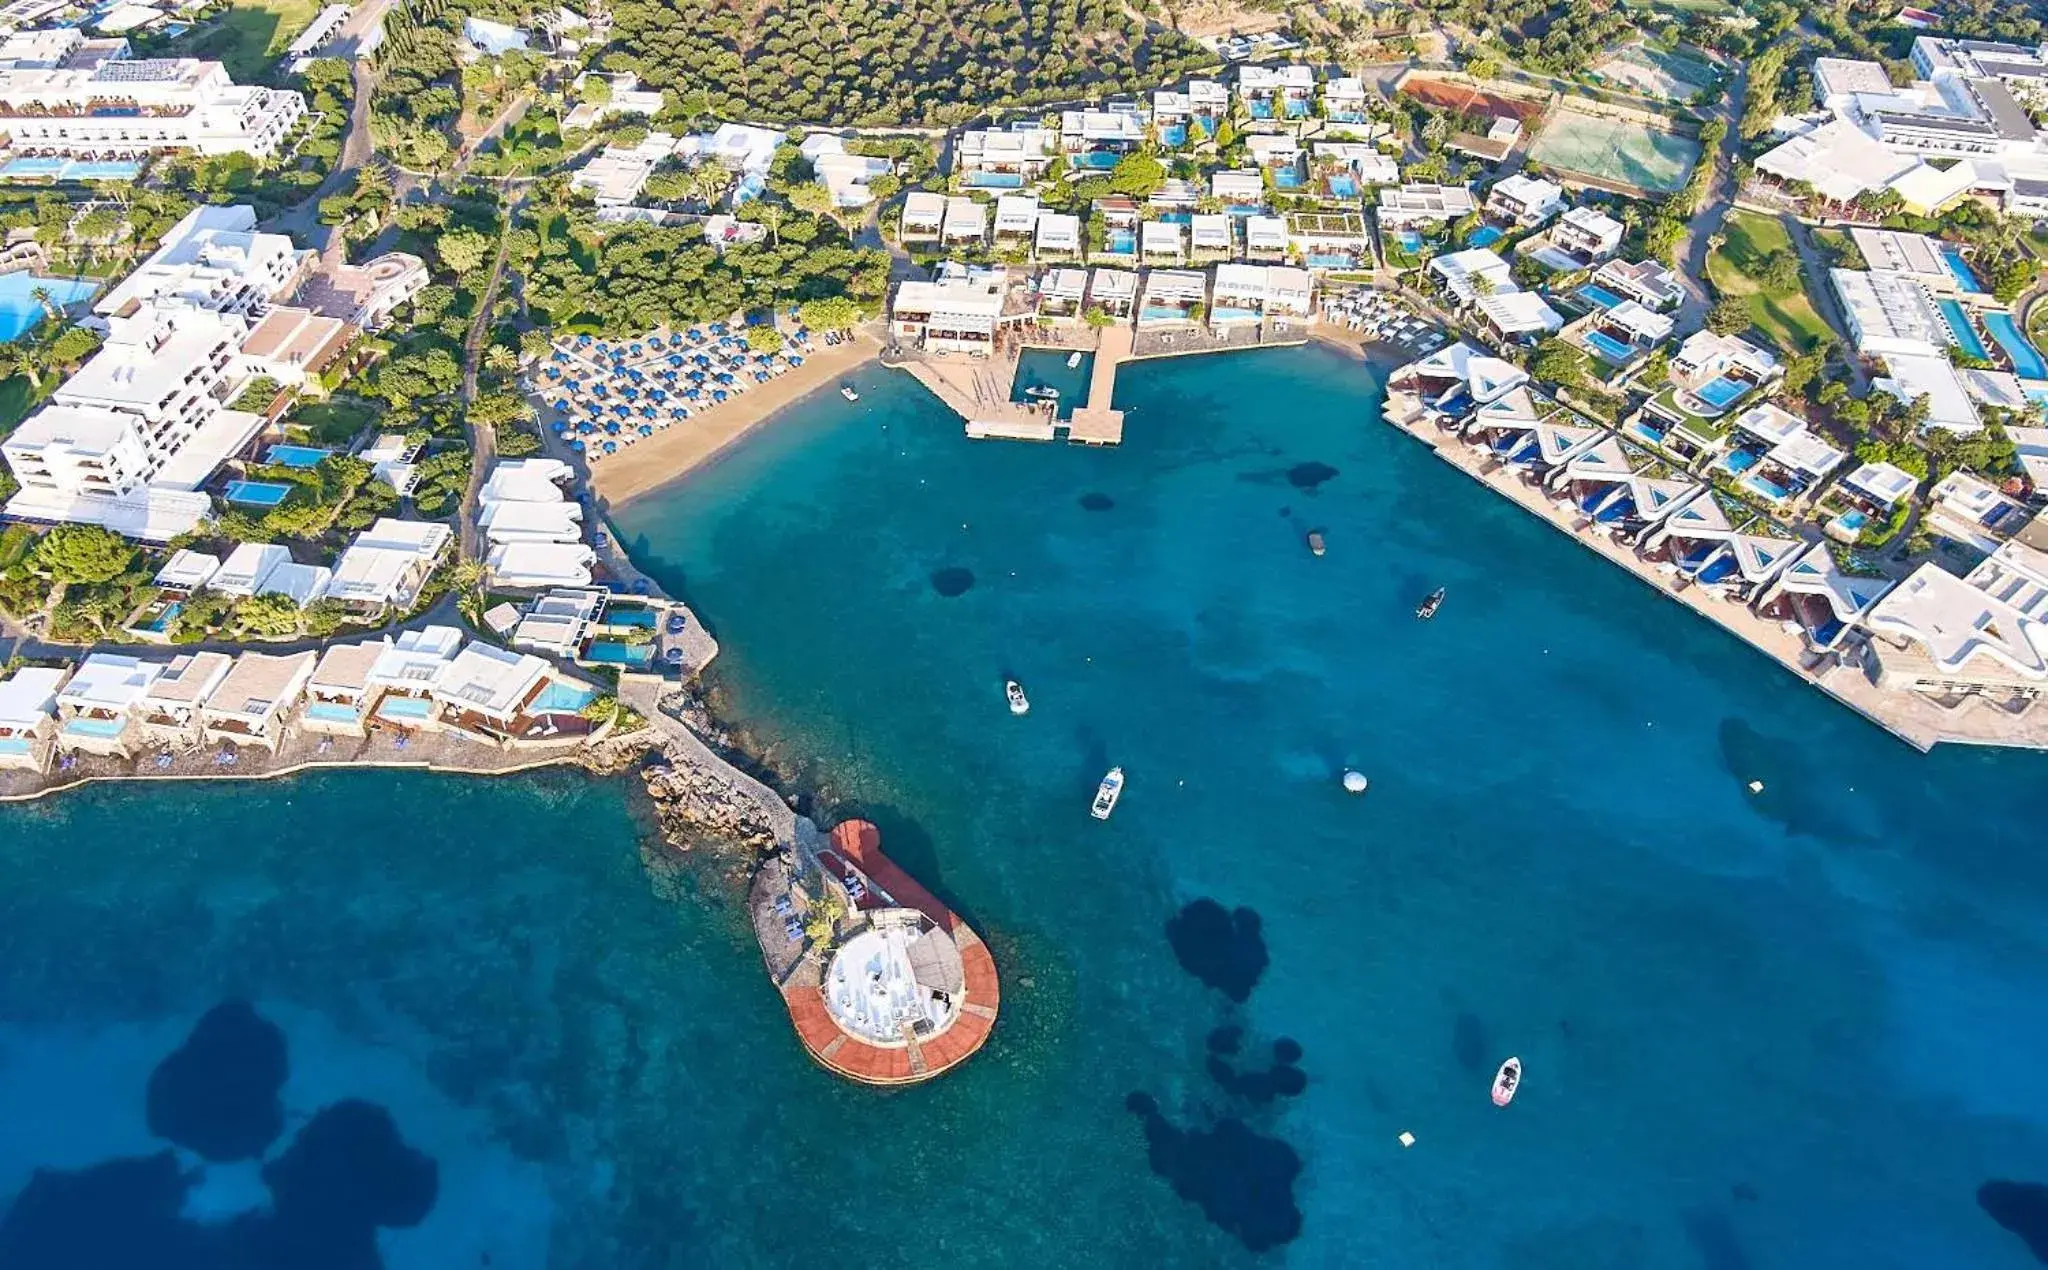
[789,355,803,367]
[603,440,617,453]
[569,439,585,450]
[668,354,683,367]
[685,387,702,399]
[642,406,656,417]
[671,407,687,419]
[638,424,653,436]
[713,389,728,402]
[605,422,622,435]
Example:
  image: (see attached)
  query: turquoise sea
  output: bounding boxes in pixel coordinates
[8,344,2048,1267]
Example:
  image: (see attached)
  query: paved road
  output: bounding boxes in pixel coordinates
[263,0,394,241]
[1784,214,1867,388]
[1671,68,1746,333]
[456,196,528,560]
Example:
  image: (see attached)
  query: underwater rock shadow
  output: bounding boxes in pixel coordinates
[1981,1180,2048,1263]
[1078,491,1115,512]
[1166,899,1268,1003]
[1681,1210,1752,1270]
[146,1000,288,1163]
[929,566,975,598]
[1205,1029,1306,1103]
[0,1002,440,1270]
[1717,716,1877,849]
[1452,1010,1491,1076]
[1125,1093,1302,1253]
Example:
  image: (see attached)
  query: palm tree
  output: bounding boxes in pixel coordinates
[29,286,55,324]
[753,201,785,247]
[4,341,42,390]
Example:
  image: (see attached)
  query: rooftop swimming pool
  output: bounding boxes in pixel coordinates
[1693,375,1749,410]
[1576,283,1625,310]
[0,272,98,342]
[531,680,599,714]
[1943,248,1984,295]
[224,480,294,508]
[1466,225,1504,249]
[1938,298,1991,362]
[1584,329,1635,363]
[1984,311,2048,380]
[266,444,332,469]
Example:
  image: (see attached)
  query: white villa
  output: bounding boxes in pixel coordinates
[95,204,310,318]
[55,651,162,756]
[134,649,233,747]
[0,666,67,771]
[328,518,454,616]
[200,649,315,751]
[1377,184,1477,228]
[1552,206,1625,260]
[1486,173,1565,227]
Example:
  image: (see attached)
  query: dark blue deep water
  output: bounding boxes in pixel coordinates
[8,344,2048,1266]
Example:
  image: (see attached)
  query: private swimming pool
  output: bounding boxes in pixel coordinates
[304,701,364,725]
[964,172,1024,189]
[531,680,599,714]
[1693,376,1749,410]
[266,444,332,469]
[583,639,654,666]
[1327,174,1359,198]
[1397,230,1423,253]
[1576,283,1625,310]
[1746,472,1793,502]
[1106,229,1136,254]
[1140,305,1190,323]
[1159,124,1187,147]
[1073,151,1121,171]
[1584,329,1635,362]
[1937,298,1991,362]
[63,716,125,739]
[0,272,98,342]
[1272,168,1302,189]
[224,480,294,507]
[1984,311,2048,380]
[1942,248,1983,294]
[1466,225,1505,249]
[377,695,434,722]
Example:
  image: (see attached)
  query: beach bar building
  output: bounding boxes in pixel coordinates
[200,650,316,752]
[302,638,391,736]
[1865,540,2048,696]
[0,666,68,771]
[135,650,234,749]
[56,652,164,757]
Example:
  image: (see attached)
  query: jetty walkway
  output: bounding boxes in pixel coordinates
[894,315,1310,447]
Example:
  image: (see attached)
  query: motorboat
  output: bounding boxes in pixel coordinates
[1416,586,1446,620]
[1066,350,1083,369]
[840,385,859,401]
[1492,1057,1521,1107]
[1091,767,1124,820]
[1306,530,1326,557]
[1006,679,1030,716]
[1024,384,1060,401]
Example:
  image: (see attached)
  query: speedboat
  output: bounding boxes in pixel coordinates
[1065,350,1083,369]
[1492,1057,1521,1107]
[1006,679,1030,715]
[1306,530,1326,557]
[1416,586,1446,620]
[840,385,859,402]
[1024,384,1060,401]
[1091,767,1124,820]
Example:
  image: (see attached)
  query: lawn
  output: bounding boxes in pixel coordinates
[200,0,325,81]
[1706,210,1834,355]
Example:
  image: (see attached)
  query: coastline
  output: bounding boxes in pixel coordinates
[583,331,881,506]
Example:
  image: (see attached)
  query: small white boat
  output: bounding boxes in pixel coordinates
[1307,530,1326,557]
[840,385,859,402]
[1065,350,1083,369]
[1091,766,1124,820]
[1416,586,1446,620]
[1024,384,1060,401]
[1006,679,1030,715]
[1492,1057,1521,1107]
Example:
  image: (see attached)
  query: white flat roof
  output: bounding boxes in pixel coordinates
[0,666,66,728]
[59,653,163,710]
[151,407,266,492]
[1844,459,1920,506]
[154,548,220,590]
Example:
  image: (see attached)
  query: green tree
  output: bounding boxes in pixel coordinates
[302,596,351,637]
[1707,296,1752,336]
[436,226,493,276]
[1109,152,1165,197]
[1530,338,1589,390]
[798,295,862,333]
[235,593,302,638]
[32,524,133,584]
[745,324,785,353]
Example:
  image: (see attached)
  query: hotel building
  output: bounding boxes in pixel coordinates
[0,38,304,159]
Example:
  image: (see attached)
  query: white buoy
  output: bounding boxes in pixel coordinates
[1748,780,1764,793]
[1398,1131,1416,1148]
[1343,770,1369,794]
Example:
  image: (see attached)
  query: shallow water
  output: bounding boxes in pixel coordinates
[4,345,2048,1267]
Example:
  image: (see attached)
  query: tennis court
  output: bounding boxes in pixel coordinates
[1527,106,1701,195]
[1591,44,1716,102]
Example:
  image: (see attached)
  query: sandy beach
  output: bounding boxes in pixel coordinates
[581,331,881,505]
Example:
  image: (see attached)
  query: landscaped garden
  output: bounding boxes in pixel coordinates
[1706,211,1833,355]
